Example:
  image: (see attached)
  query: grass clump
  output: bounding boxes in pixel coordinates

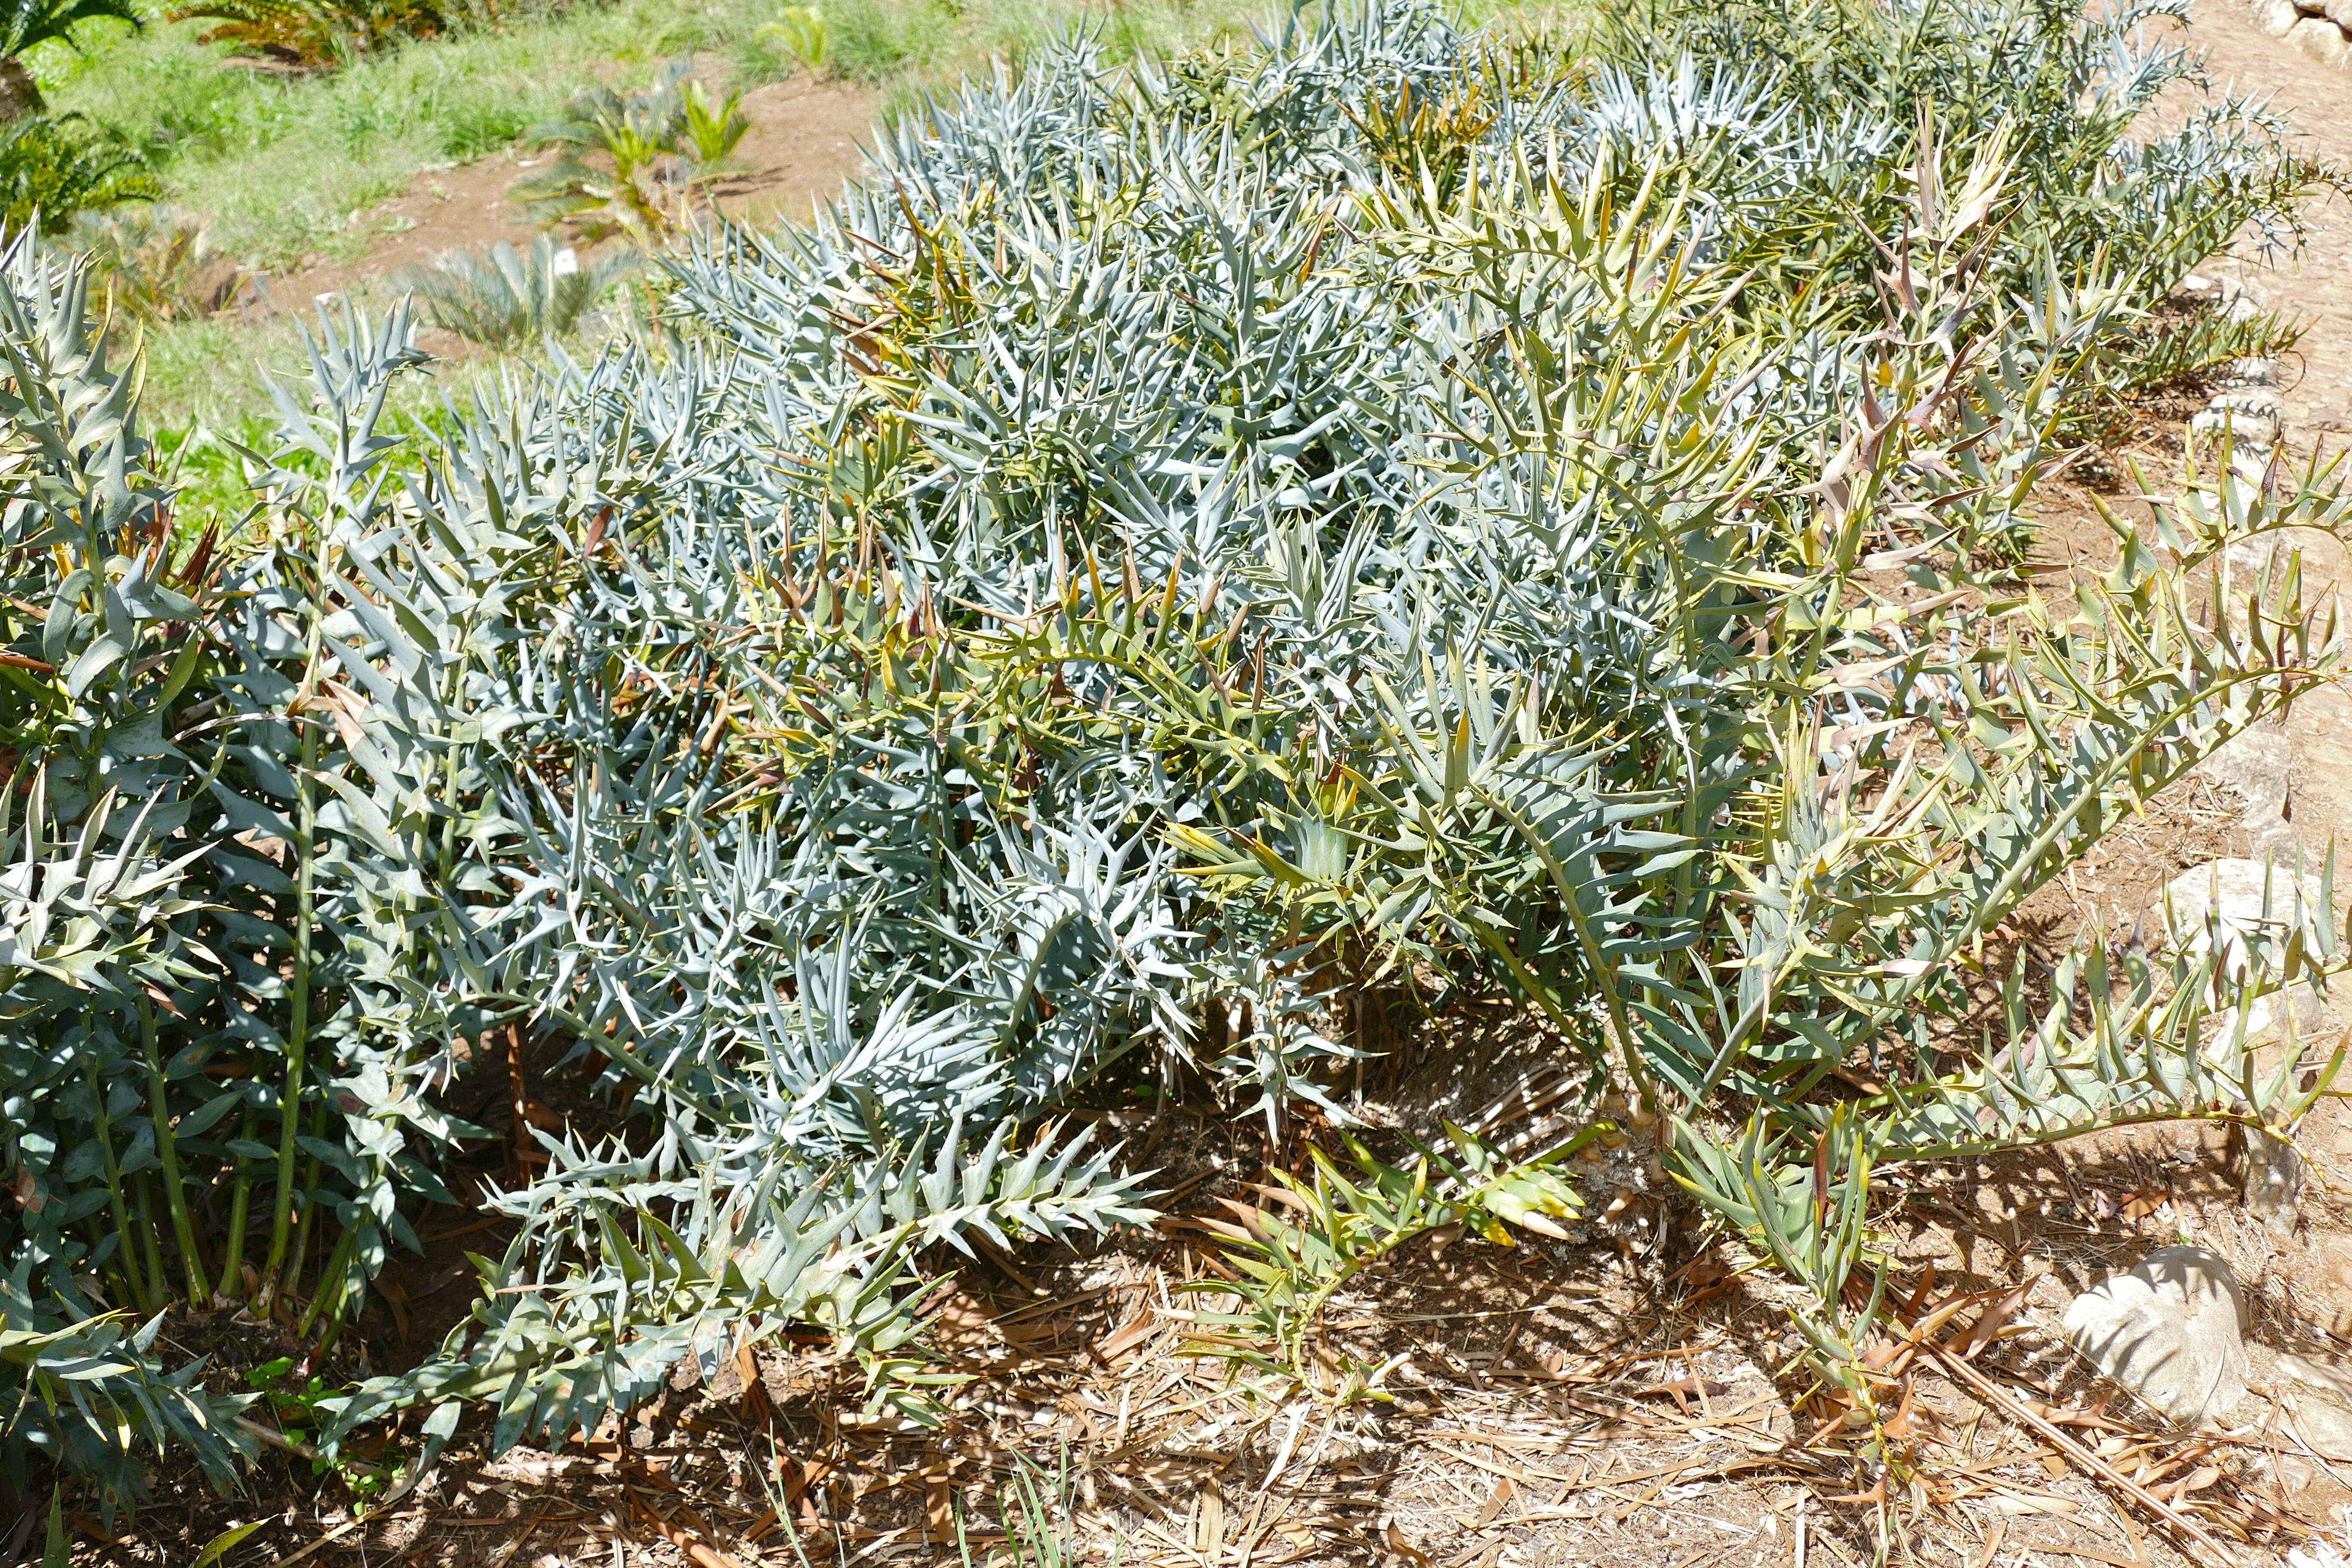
[36,0,1499,263]
[0,0,2345,1523]
[392,230,628,346]
[749,5,830,79]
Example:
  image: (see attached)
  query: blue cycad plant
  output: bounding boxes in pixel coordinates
[2,0,2347,1503]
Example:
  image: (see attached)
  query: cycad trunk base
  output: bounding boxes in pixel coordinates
[259,670,324,1319]
[2,0,2346,1508]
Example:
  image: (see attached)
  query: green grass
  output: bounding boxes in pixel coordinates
[40,0,792,268]
[812,0,1577,120]
[37,0,1194,271]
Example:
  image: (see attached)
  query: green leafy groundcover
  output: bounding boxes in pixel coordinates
[3,0,2349,1501]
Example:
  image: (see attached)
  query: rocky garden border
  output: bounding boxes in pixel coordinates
[2251,0,2352,65]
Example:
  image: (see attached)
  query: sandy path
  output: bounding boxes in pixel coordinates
[258,72,877,315]
[2159,0,2352,877]
[2173,0,2352,429]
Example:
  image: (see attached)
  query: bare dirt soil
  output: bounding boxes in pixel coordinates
[245,68,876,322]
[2156,0,2352,851]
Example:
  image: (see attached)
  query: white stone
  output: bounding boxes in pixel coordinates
[2162,858,2327,1057]
[2327,0,2352,31]
[2288,14,2352,62]
[2224,534,2279,572]
[2061,1246,2250,1425]
[2255,0,2303,32]
[2278,1353,2352,1459]
[2163,859,2327,976]
[2189,406,2279,453]
[2205,717,2300,860]
[2211,387,2283,420]
[2243,1126,2303,1235]
[2200,727,2291,831]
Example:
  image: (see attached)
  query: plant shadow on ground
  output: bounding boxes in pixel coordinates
[173,1180,2337,1568]
[101,884,2352,1568]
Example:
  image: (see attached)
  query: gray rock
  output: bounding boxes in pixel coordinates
[2189,406,2278,455]
[2224,534,2282,577]
[2211,387,2284,420]
[2217,275,2269,312]
[2288,13,2352,62]
[2243,1125,2303,1237]
[2061,1245,2250,1425]
[2199,725,2291,839]
[2162,858,2327,986]
[2160,858,2326,1045]
[2277,1353,2352,1459]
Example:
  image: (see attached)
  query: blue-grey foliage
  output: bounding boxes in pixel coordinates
[3,0,2346,1495]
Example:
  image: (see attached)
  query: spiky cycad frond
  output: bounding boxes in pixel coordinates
[4,0,2346,1496]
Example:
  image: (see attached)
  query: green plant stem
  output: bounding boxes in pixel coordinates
[219,1103,257,1300]
[258,696,323,1313]
[137,994,212,1306]
[1477,784,1659,1112]
[1257,1130,1607,1390]
[80,1062,150,1314]
[285,1093,328,1316]
[297,1225,357,1340]
[101,1260,141,1314]
[131,1174,167,1317]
